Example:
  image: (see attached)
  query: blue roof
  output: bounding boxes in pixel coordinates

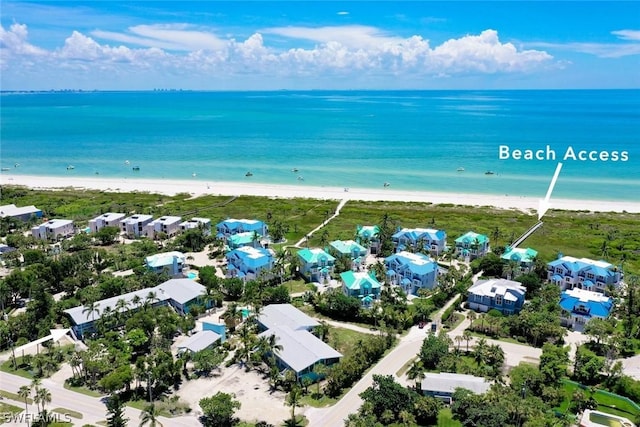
[552,274,563,281]
[548,256,617,279]
[559,289,613,318]
[392,227,446,242]
[226,246,272,269]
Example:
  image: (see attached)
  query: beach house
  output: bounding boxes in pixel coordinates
[88,212,126,233]
[216,218,268,238]
[454,231,490,260]
[421,373,491,404]
[227,231,263,250]
[467,278,527,315]
[145,251,186,277]
[31,219,75,241]
[177,330,222,354]
[257,304,342,380]
[64,278,209,339]
[328,240,367,271]
[385,251,439,295]
[547,255,622,293]
[0,204,43,222]
[179,217,212,236]
[145,215,182,239]
[120,214,154,237]
[355,225,381,255]
[340,271,382,307]
[392,227,447,256]
[559,287,613,332]
[501,246,538,275]
[226,246,273,281]
[297,248,336,283]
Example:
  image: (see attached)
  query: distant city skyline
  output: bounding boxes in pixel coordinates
[1,1,639,90]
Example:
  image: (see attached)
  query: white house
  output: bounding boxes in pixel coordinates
[145,251,186,277]
[179,217,212,236]
[145,215,182,239]
[548,255,622,293]
[31,219,74,240]
[88,213,125,233]
[467,279,526,315]
[120,214,154,237]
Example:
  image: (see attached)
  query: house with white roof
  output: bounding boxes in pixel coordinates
[328,240,367,271]
[216,218,267,238]
[145,215,182,239]
[467,278,527,315]
[0,204,42,221]
[392,227,447,256]
[63,278,209,339]
[421,373,491,404]
[501,246,538,275]
[355,225,381,255]
[257,304,342,380]
[547,255,622,294]
[120,214,154,237]
[89,212,126,233]
[179,217,212,236]
[31,219,74,240]
[385,251,439,295]
[226,246,273,281]
[455,231,490,260]
[559,288,613,332]
[340,271,382,307]
[145,251,186,277]
[177,330,221,354]
[297,248,336,283]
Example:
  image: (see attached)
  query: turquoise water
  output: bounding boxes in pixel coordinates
[1,90,639,201]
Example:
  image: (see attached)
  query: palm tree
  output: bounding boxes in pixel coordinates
[454,335,463,352]
[462,330,473,353]
[256,333,283,368]
[473,338,489,367]
[407,359,426,391]
[312,363,329,397]
[18,385,30,417]
[139,403,163,427]
[491,227,501,247]
[313,321,330,342]
[285,385,303,426]
[82,301,101,324]
[115,298,130,321]
[34,387,51,415]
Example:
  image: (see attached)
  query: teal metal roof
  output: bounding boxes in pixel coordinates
[340,271,381,291]
[455,231,489,244]
[329,240,366,256]
[297,248,336,264]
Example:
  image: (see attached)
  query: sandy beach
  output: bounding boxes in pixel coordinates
[3,174,640,214]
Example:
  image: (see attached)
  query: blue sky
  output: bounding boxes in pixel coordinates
[1,1,639,90]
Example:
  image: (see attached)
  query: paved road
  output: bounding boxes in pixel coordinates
[305,294,462,427]
[0,371,201,426]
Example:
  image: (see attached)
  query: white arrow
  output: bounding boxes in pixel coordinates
[538,162,563,220]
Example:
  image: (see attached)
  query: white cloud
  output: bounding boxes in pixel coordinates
[612,29,640,41]
[337,11,349,16]
[529,40,640,58]
[2,22,556,87]
[92,24,227,51]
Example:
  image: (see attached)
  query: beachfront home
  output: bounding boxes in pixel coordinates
[385,251,439,295]
[179,217,212,236]
[226,246,273,281]
[421,373,491,404]
[88,212,126,233]
[120,214,154,238]
[145,215,182,239]
[467,278,526,315]
[559,287,613,332]
[547,255,622,294]
[392,227,447,256]
[328,240,367,271]
[145,251,186,277]
[216,218,268,238]
[257,304,342,380]
[355,225,381,255]
[0,204,43,222]
[64,278,209,339]
[31,219,75,241]
[227,231,262,250]
[340,271,382,307]
[454,231,490,261]
[501,246,538,275]
[297,248,336,283]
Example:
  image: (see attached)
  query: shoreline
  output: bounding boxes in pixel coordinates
[2,174,640,214]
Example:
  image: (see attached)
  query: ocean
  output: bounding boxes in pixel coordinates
[1,90,639,202]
